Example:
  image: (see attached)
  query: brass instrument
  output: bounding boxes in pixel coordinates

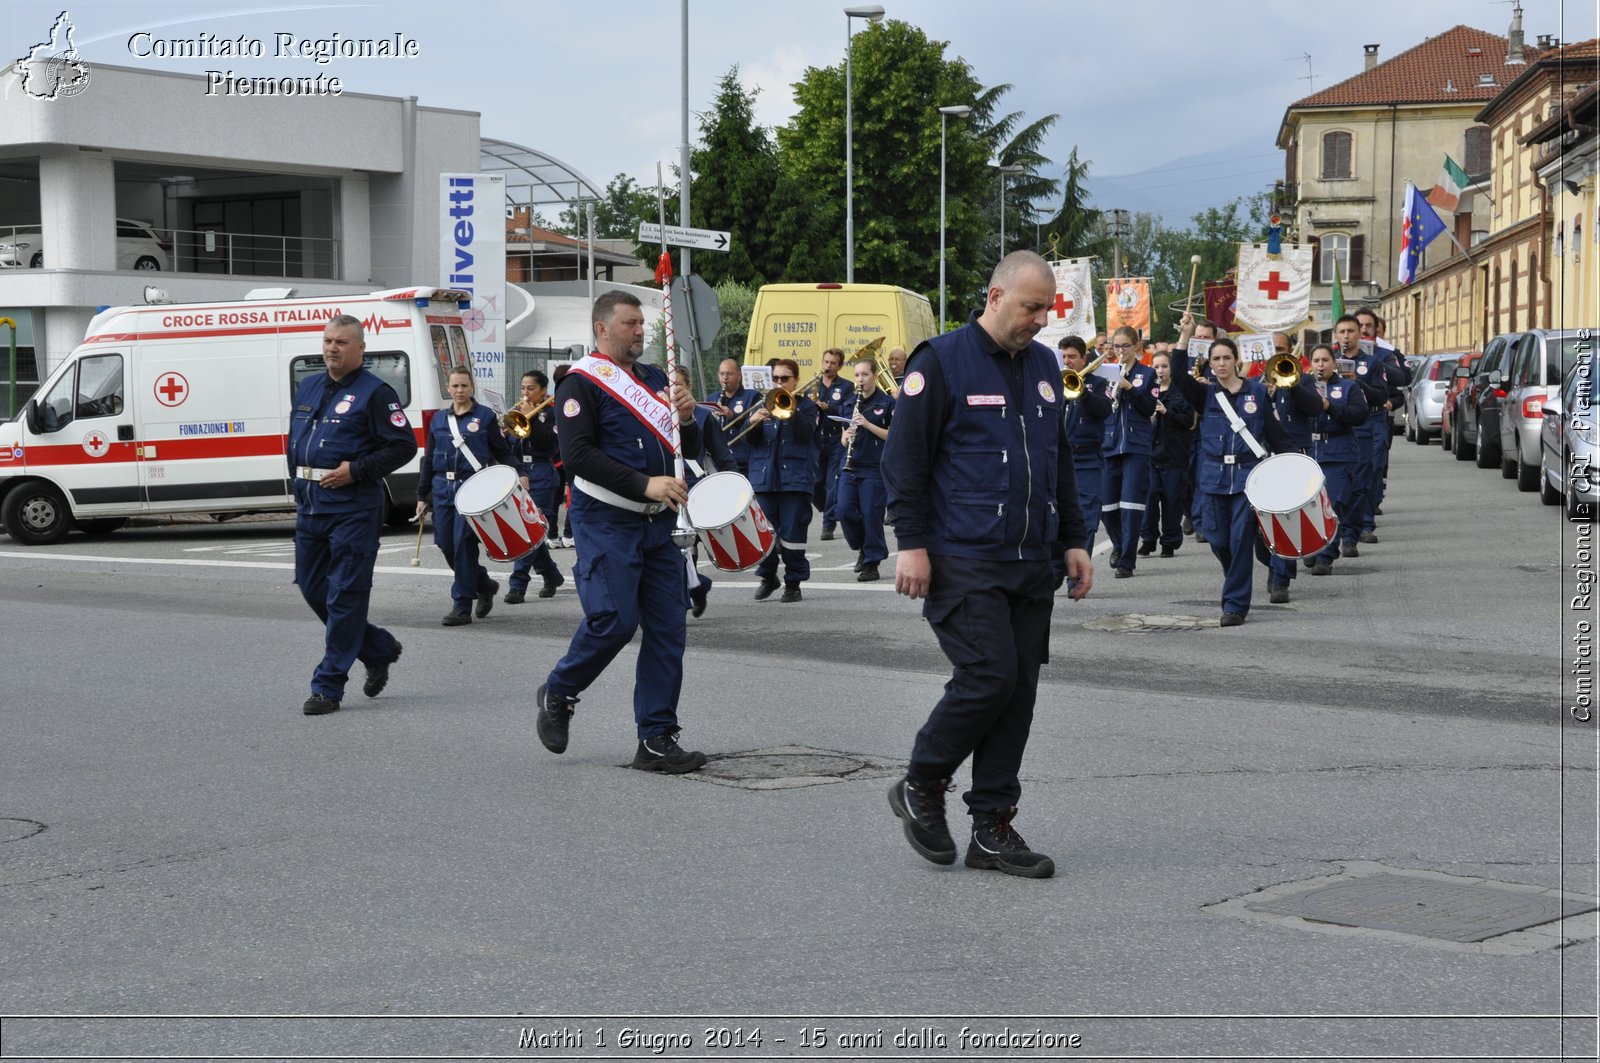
[726,388,795,447]
[856,337,896,395]
[1266,353,1301,388]
[795,370,827,402]
[500,395,554,439]
[1060,353,1109,401]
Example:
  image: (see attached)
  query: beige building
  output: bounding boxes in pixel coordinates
[1380,37,1599,352]
[1277,22,1535,326]
[1530,79,1598,335]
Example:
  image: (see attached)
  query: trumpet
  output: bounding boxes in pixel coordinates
[1266,353,1301,388]
[1061,353,1108,401]
[726,388,796,447]
[500,395,554,439]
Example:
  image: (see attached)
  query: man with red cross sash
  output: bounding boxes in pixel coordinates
[535,290,708,774]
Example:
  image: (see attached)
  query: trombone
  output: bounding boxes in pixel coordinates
[726,388,796,447]
[500,395,553,439]
[1061,353,1108,401]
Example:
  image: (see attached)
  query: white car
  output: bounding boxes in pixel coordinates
[0,218,169,271]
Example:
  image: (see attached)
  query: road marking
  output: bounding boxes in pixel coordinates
[0,550,454,578]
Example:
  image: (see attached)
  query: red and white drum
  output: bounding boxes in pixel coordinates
[685,471,775,573]
[453,465,548,563]
[1244,452,1339,559]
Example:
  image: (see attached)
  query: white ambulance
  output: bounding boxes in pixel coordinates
[0,286,475,545]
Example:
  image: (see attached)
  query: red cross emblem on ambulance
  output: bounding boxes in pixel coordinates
[155,372,189,407]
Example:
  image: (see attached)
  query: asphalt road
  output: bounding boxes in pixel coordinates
[1,438,1595,1061]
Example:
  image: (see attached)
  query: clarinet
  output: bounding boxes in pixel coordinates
[842,395,863,472]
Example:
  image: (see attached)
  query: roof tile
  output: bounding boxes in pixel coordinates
[1289,25,1539,109]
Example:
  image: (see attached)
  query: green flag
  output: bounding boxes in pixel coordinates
[1330,256,1345,323]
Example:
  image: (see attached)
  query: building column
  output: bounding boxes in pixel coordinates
[336,174,371,283]
[38,147,115,270]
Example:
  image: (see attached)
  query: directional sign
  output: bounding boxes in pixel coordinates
[637,222,731,253]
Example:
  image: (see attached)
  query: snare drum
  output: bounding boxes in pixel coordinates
[452,465,548,563]
[685,472,776,573]
[1244,452,1338,559]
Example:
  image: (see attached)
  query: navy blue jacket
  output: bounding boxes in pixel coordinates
[746,393,820,493]
[288,365,417,515]
[510,400,561,492]
[1306,376,1370,464]
[556,356,703,522]
[814,375,856,442]
[1064,375,1112,455]
[1101,362,1159,457]
[1149,382,1197,469]
[843,386,894,471]
[1170,348,1296,496]
[1343,347,1389,429]
[1270,376,1325,453]
[706,385,760,467]
[418,400,517,506]
[690,404,734,476]
[882,316,1086,562]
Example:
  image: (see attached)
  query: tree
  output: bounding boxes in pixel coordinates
[972,85,1059,257]
[1037,148,1101,260]
[775,19,989,312]
[688,68,783,287]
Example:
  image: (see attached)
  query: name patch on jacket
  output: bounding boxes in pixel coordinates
[967,394,1006,407]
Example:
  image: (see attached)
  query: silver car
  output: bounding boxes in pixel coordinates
[0,218,169,271]
[1500,328,1589,491]
[1540,353,1596,521]
[1404,353,1460,444]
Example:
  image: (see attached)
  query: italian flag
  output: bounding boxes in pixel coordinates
[1426,155,1471,214]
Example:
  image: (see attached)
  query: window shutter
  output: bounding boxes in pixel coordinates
[1310,236,1322,284]
[1348,234,1365,282]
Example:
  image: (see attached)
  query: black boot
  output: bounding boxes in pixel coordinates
[631,730,707,774]
[887,775,956,865]
[535,683,579,754]
[965,808,1055,878]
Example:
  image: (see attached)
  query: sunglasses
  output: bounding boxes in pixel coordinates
[772,375,794,382]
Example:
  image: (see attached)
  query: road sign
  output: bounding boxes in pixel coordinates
[638,222,731,253]
[669,274,722,353]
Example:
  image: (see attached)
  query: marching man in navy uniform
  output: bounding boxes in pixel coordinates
[1099,326,1159,577]
[536,290,708,774]
[706,357,759,476]
[835,355,894,582]
[746,358,821,603]
[1059,335,1111,557]
[416,366,518,626]
[504,370,566,604]
[883,251,1093,879]
[290,314,417,716]
[812,347,855,540]
[1262,331,1323,603]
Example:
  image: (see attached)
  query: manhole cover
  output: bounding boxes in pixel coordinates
[686,745,904,790]
[0,818,46,843]
[1084,612,1217,632]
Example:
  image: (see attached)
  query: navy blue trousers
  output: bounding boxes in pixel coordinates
[1140,465,1188,550]
[815,434,846,526]
[1200,491,1277,617]
[433,502,496,611]
[509,476,562,591]
[1101,454,1150,568]
[837,468,888,563]
[756,490,812,585]
[294,506,400,701]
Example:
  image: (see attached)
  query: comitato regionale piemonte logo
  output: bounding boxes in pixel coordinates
[11,10,91,100]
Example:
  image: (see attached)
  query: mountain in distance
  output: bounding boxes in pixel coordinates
[1081,130,1284,228]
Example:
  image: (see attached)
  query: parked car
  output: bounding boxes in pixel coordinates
[1539,353,1596,520]
[1451,334,1517,466]
[0,218,169,271]
[1404,353,1461,444]
[1498,328,1591,490]
[1441,352,1483,455]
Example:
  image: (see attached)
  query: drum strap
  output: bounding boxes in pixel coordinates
[447,413,485,473]
[1211,390,1267,459]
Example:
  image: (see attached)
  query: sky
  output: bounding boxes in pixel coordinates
[3,0,1597,224]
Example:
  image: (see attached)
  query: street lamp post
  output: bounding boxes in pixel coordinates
[938,104,971,331]
[844,4,885,283]
[994,162,1023,258]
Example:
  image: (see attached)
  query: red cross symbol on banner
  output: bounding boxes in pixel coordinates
[1258,271,1290,301]
[1051,292,1074,319]
[155,372,189,407]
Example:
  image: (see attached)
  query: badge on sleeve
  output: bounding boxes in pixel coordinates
[563,398,581,417]
[903,371,926,397]
[390,411,408,427]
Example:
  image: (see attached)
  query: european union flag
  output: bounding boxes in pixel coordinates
[1397,181,1448,286]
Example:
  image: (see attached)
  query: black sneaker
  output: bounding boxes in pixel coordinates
[689,581,709,618]
[753,576,780,601]
[1269,583,1290,604]
[539,571,566,599]
[965,808,1055,878]
[1114,566,1133,579]
[631,731,707,773]
[853,550,865,573]
[535,683,578,754]
[441,609,472,626]
[362,642,402,698]
[302,693,340,716]
[820,525,836,541]
[1219,612,1246,627]
[887,775,957,865]
[1159,546,1176,558]
[1137,541,1156,556]
[856,562,879,582]
[1312,561,1333,576]
[475,580,499,618]
[1341,541,1360,558]
[780,584,803,603]
[503,588,527,605]
[1181,515,1194,534]
[1359,531,1378,544]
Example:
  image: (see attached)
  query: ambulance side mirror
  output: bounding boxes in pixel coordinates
[23,398,40,435]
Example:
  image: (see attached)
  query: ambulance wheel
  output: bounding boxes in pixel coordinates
[77,517,128,536]
[2,482,73,545]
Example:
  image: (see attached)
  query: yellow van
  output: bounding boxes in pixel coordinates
[743,283,937,377]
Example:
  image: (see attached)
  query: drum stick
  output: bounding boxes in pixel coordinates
[410,514,425,566]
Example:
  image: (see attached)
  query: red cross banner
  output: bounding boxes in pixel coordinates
[1035,257,1097,349]
[1104,277,1152,339]
[1233,242,1312,333]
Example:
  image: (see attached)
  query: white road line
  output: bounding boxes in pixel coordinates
[0,550,453,577]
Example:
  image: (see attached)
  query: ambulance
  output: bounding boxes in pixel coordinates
[742,282,937,379]
[0,287,474,545]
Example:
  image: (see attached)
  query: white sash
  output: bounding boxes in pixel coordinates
[1212,388,1268,459]
[446,411,484,473]
[567,354,678,449]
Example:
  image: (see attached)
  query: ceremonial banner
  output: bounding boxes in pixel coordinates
[1234,243,1312,333]
[1398,181,1448,286]
[1105,277,1151,339]
[1203,278,1238,334]
[1036,258,1097,348]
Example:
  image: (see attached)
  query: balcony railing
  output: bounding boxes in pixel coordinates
[0,224,340,279]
